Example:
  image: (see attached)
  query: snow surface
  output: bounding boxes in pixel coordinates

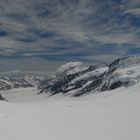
[0,85,140,140]
[71,66,108,84]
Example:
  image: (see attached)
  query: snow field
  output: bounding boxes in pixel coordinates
[0,84,140,140]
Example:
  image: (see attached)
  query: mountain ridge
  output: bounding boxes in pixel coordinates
[0,56,140,97]
[38,56,140,96]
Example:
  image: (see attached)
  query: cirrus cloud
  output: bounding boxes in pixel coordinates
[0,0,140,70]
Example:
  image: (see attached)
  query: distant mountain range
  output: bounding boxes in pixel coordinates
[0,71,49,91]
[1,56,140,97]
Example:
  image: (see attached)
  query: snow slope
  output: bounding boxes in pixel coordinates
[0,84,140,140]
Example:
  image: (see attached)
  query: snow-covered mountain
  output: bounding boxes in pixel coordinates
[1,56,140,95]
[0,71,49,91]
[39,56,140,96]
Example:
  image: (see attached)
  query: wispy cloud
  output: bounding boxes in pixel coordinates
[0,0,140,70]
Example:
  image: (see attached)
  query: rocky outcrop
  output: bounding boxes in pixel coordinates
[39,56,140,96]
[0,94,7,101]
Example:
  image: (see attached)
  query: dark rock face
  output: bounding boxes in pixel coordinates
[0,94,4,100]
[0,94,7,101]
[109,81,123,90]
[39,56,140,96]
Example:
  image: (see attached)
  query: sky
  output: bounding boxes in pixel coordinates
[0,0,140,71]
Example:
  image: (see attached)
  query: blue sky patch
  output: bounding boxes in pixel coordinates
[0,30,8,37]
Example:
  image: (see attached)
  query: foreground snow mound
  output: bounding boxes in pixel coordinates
[39,56,140,96]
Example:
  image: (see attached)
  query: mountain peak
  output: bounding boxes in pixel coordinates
[39,55,140,96]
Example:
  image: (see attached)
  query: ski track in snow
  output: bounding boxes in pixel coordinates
[0,85,140,140]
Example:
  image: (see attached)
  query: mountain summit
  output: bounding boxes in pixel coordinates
[39,56,140,96]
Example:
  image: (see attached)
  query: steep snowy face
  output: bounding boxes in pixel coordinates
[108,56,140,71]
[39,56,140,96]
[101,56,140,91]
[39,61,109,95]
